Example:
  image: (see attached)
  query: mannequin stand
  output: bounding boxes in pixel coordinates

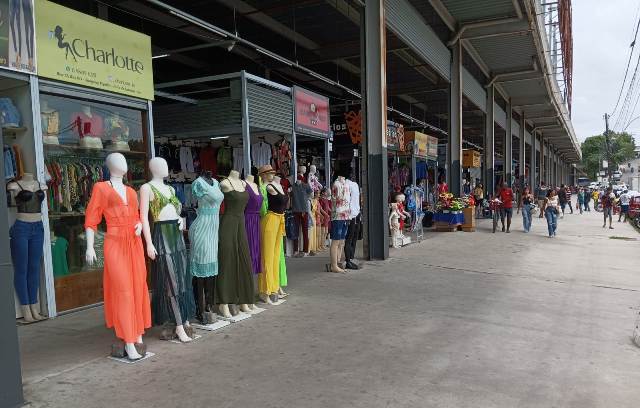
[192,320,230,331]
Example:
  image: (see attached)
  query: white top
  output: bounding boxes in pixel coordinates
[251,142,272,167]
[232,147,244,172]
[620,192,631,205]
[347,179,360,219]
[546,196,559,208]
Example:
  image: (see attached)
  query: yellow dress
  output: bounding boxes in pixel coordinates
[308,198,318,253]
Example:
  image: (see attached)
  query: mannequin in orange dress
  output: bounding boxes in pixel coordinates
[84,153,151,360]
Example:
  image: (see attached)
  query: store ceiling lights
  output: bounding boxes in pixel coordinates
[210,136,230,140]
[152,54,170,59]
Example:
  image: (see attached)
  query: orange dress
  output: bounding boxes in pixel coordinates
[84,181,151,343]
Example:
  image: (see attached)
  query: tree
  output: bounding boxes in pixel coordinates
[580,132,636,179]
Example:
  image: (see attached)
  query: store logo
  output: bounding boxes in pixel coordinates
[48,25,145,74]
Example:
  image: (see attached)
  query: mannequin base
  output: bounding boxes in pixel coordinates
[258,293,274,305]
[108,352,155,364]
[246,306,266,315]
[270,298,287,306]
[169,334,202,344]
[219,312,251,323]
[217,304,232,318]
[192,320,230,331]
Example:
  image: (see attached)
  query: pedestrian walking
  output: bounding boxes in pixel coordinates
[566,186,574,214]
[558,184,568,218]
[577,188,584,214]
[474,183,484,218]
[536,181,548,218]
[543,189,559,238]
[584,189,591,212]
[618,189,630,223]
[517,186,534,232]
[602,187,615,229]
[497,181,514,233]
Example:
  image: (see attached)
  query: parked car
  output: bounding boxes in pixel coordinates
[628,192,640,220]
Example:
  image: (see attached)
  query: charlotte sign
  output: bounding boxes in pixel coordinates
[293,86,330,138]
[35,0,153,100]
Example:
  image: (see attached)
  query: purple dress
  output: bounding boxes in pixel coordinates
[244,185,263,274]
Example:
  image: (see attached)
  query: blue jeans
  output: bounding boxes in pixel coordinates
[10,220,44,305]
[522,204,532,232]
[545,208,557,237]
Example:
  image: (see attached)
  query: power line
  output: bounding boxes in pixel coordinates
[610,14,640,117]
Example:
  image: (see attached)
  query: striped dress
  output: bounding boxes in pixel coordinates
[189,177,224,277]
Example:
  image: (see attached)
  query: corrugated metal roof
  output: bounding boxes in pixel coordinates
[470,35,536,72]
[440,0,517,22]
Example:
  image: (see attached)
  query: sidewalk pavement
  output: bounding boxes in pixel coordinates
[18,204,640,408]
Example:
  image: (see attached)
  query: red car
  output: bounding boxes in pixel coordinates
[629,194,640,219]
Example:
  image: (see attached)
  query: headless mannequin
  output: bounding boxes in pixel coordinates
[219,170,253,316]
[78,106,104,149]
[308,164,323,192]
[245,174,259,195]
[258,171,285,304]
[330,176,348,273]
[139,158,192,343]
[193,170,217,323]
[389,203,401,248]
[8,173,47,322]
[395,194,410,236]
[85,153,144,360]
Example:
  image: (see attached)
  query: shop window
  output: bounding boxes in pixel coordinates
[41,93,148,312]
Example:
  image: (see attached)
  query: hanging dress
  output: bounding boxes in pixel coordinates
[308,198,318,253]
[148,184,196,326]
[84,181,151,344]
[216,181,255,304]
[189,177,223,277]
[244,185,263,275]
[259,185,287,295]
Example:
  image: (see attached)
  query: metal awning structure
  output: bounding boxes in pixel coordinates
[429,0,580,162]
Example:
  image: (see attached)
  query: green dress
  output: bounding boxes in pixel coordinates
[216,188,255,305]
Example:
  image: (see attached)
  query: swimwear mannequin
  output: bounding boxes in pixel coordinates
[140,158,193,343]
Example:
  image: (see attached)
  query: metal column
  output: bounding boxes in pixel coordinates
[484,85,495,195]
[518,113,525,187]
[530,130,537,188]
[240,71,252,177]
[449,41,463,196]
[363,0,388,259]
[540,135,545,184]
[0,127,24,407]
[324,138,331,187]
[505,99,513,187]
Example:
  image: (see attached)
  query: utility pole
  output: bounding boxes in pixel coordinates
[604,113,612,186]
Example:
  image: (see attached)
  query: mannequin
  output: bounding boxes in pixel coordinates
[40,100,60,145]
[140,158,195,342]
[244,174,263,276]
[73,105,104,149]
[329,174,351,273]
[105,112,130,151]
[217,170,255,317]
[190,170,223,324]
[395,193,410,233]
[8,173,47,322]
[257,165,286,304]
[308,164,323,193]
[291,172,312,257]
[85,153,151,360]
[298,165,307,182]
[272,175,288,297]
[317,189,331,251]
[389,203,401,248]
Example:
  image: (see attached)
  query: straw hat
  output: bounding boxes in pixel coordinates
[258,164,276,175]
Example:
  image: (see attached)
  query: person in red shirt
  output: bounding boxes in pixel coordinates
[497,181,514,233]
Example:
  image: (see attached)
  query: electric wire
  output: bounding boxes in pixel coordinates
[610,12,640,118]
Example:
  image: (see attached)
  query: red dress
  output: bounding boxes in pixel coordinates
[84,182,151,343]
[398,202,406,230]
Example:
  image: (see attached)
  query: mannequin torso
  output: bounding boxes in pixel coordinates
[8,173,47,222]
[220,170,246,192]
[245,175,259,195]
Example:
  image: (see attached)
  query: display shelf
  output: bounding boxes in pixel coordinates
[2,126,27,137]
[43,143,146,156]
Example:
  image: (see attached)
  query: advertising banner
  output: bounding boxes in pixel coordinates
[293,86,330,138]
[0,0,36,73]
[35,0,153,100]
[426,135,438,159]
[386,121,405,152]
[404,131,428,157]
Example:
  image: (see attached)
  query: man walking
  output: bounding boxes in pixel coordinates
[577,188,584,214]
[584,188,591,212]
[602,187,615,229]
[536,181,548,218]
[343,176,361,270]
[558,184,568,219]
[618,189,631,223]
[566,186,574,214]
[497,181,514,233]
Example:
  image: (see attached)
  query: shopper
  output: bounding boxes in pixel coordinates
[474,183,485,218]
[343,176,361,270]
[584,189,592,212]
[536,181,548,218]
[602,187,615,229]
[618,189,631,223]
[543,189,559,238]
[566,186,574,214]
[558,184,568,218]
[517,186,534,233]
[497,181,514,233]
[577,188,585,214]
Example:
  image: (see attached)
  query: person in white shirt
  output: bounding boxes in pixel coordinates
[343,177,361,270]
[618,190,631,222]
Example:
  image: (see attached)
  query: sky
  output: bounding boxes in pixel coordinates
[572,0,640,143]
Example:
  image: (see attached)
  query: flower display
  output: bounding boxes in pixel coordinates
[436,193,474,212]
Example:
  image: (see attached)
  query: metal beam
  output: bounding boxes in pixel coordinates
[153,90,199,104]
[449,40,463,196]
[485,84,495,195]
[505,98,513,186]
[448,17,522,46]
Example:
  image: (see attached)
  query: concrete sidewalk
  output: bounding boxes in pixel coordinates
[18,206,640,408]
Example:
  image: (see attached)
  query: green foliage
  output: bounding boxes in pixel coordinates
[580,132,636,179]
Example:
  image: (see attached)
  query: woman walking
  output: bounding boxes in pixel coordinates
[517,186,534,232]
[543,189,560,238]
[474,183,484,218]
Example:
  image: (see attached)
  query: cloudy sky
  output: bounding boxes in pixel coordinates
[573,0,640,142]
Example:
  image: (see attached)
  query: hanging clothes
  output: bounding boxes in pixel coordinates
[251,141,272,167]
[232,147,244,172]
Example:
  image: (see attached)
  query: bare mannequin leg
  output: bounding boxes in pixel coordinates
[259,293,274,304]
[175,324,192,342]
[20,305,35,323]
[29,303,44,320]
[218,303,232,318]
[239,304,251,313]
[125,343,142,360]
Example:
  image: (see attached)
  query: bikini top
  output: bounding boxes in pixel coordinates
[148,183,181,221]
[266,184,287,214]
[14,181,45,213]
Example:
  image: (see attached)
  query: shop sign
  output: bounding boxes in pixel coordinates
[293,86,330,138]
[386,121,404,151]
[426,135,438,159]
[35,0,154,100]
[0,0,37,73]
[463,149,481,168]
[404,131,428,157]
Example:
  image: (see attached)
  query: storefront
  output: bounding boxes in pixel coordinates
[7,0,154,318]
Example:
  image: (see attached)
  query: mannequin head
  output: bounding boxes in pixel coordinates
[229,170,240,179]
[149,157,169,179]
[258,165,276,183]
[106,153,127,177]
[261,172,275,183]
[298,165,307,176]
[395,193,406,204]
[390,202,398,212]
[82,105,92,115]
[309,165,317,175]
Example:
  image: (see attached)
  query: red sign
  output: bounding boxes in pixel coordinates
[293,86,330,138]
